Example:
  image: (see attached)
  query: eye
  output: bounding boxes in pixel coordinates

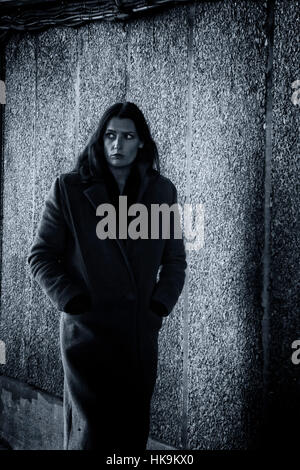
[125,134,134,140]
[105,132,115,139]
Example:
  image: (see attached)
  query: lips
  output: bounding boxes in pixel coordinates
[111,153,123,157]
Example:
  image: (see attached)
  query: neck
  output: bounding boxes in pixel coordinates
[108,164,132,193]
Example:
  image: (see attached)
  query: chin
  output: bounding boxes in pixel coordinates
[111,161,132,168]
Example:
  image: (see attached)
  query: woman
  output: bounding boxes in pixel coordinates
[27,102,187,452]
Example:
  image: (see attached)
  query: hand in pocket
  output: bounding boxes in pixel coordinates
[64,294,92,315]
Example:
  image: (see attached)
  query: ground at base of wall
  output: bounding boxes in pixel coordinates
[0,375,176,451]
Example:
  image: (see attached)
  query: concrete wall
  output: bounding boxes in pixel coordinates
[0,0,299,450]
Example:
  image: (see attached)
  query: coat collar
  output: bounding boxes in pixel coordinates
[83,158,156,212]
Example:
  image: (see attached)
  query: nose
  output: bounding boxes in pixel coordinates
[113,134,122,150]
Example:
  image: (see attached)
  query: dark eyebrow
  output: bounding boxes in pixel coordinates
[106,128,135,134]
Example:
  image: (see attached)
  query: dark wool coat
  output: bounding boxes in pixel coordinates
[27,158,187,451]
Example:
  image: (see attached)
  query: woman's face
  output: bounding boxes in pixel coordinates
[103,117,144,168]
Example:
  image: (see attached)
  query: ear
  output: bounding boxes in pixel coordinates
[139,141,144,148]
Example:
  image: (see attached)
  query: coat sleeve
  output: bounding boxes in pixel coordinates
[150,184,187,317]
[27,176,87,313]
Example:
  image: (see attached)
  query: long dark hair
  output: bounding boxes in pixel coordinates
[73,102,160,182]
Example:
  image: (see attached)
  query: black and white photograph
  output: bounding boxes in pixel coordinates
[0,0,299,461]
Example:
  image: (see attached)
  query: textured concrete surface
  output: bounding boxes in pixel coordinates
[265,0,300,448]
[0,34,39,387]
[0,0,298,451]
[188,1,266,449]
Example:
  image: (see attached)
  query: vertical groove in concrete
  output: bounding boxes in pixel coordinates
[125,23,131,101]
[0,48,5,321]
[262,0,274,406]
[27,34,39,377]
[74,29,81,161]
[181,3,195,450]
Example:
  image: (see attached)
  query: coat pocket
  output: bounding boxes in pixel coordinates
[62,310,91,323]
[148,307,163,331]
